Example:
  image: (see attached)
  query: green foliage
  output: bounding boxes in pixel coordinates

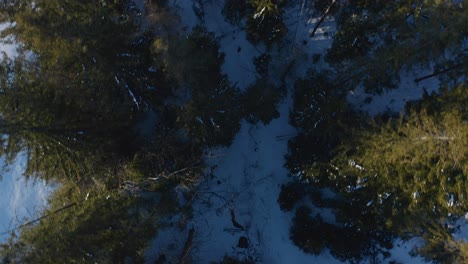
[178,78,242,146]
[243,79,281,125]
[290,205,392,262]
[222,0,249,26]
[122,129,203,190]
[406,84,467,119]
[243,57,283,126]
[290,71,350,135]
[221,0,288,45]
[287,69,467,261]
[153,26,243,146]
[278,182,306,211]
[327,1,467,93]
[0,0,157,131]
[246,0,288,45]
[253,53,271,78]
[416,224,461,264]
[286,71,358,181]
[315,86,468,261]
[347,110,468,224]
[0,3,194,261]
[0,183,156,264]
[153,27,225,89]
[290,206,326,255]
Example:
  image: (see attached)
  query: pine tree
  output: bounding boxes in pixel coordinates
[0,182,156,264]
[327,0,467,93]
[323,85,468,261]
[152,26,243,146]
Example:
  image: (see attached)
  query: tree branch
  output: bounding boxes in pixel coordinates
[310,0,337,38]
[178,227,195,264]
[414,64,462,83]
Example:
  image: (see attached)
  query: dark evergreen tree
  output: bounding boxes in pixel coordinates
[0,182,156,264]
[286,70,359,183]
[313,86,468,262]
[327,1,467,93]
[152,26,242,146]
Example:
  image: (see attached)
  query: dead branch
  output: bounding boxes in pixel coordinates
[230,209,245,230]
[178,227,195,264]
[414,64,462,83]
[310,0,337,38]
[0,202,77,237]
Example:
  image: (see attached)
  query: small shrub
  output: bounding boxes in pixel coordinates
[326,12,371,63]
[243,80,282,125]
[278,182,306,211]
[290,206,326,255]
[246,0,288,45]
[253,53,271,78]
[222,0,249,25]
[312,53,321,63]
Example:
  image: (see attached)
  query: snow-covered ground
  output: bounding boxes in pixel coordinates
[0,23,18,59]
[0,153,54,242]
[189,96,348,263]
[146,1,448,263]
[454,213,468,243]
[347,68,441,116]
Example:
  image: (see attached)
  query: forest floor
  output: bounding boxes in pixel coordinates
[144,1,453,263]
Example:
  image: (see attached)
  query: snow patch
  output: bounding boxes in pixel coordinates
[0,22,19,59]
[0,152,55,242]
[347,67,440,115]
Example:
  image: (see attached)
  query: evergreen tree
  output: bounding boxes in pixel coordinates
[152,26,242,146]
[222,0,288,45]
[243,79,282,125]
[327,1,467,93]
[246,0,288,44]
[286,70,358,182]
[0,182,156,264]
[0,0,152,131]
[321,86,468,262]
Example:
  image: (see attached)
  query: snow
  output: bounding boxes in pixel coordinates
[115,76,140,110]
[198,1,264,90]
[168,0,199,34]
[347,65,441,116]
[454,214,468,243]
[144,0,455,263]
[0,152,54,242]
[253,7,266,20]
[387,238,429,264]
[0,0,463,262]
[0,23,18,59]
[190,99,303,262]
